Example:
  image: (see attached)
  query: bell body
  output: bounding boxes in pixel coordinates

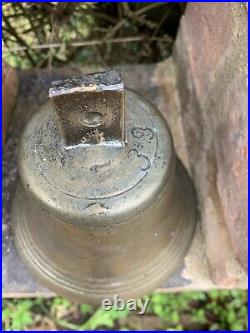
[11,87,196,304]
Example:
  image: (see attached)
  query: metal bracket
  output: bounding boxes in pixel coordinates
[49,70,125,147]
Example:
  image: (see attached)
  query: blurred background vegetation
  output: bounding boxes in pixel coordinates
[2,2,185,68]
[2,291,248,331]
[2,2,248,331]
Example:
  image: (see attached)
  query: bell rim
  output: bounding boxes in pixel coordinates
[11,159,197,304]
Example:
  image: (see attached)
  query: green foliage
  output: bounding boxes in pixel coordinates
[51,296,71,311]
[56,308,129,330]
[3,2,182,68]
[80,303,94,315]
[83,308,129,330]
[147,290,248,331]
[2,290,248,331]
[2,300,34,330]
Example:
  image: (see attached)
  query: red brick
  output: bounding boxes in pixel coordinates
[215,73,248,271]
[2,62,19,143]
[174,2,248,281]
[183,3,233,99]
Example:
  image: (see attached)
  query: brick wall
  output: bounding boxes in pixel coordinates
[2,63,19,143]
[174,2,248,284]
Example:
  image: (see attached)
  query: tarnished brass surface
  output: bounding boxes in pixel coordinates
[11,71,197,304]
[49,71,125,146]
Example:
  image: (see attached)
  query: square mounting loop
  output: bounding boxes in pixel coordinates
[49,70,125,147]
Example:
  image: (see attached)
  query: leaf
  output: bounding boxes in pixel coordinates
[151,293,168,305]
[9,300,34,330]
[190,292,207,301]
[80,303,93,314]
[16,300,33,311]
[227,310,236,324]
[231,323,244,331]
[152,304,164,317]
[2,308,11,321]
[209,290,220,300]
[171,311,180,324]
[82,308,128,330]
[20,311,33,326]
[167,324,183,331]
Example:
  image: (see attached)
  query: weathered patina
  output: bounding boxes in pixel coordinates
[11,70,197,304]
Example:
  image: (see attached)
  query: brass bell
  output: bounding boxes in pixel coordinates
[11,70,197,304]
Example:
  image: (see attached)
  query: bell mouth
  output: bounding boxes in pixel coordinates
[12,158,197,305]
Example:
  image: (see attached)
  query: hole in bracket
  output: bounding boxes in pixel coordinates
[80,112,103,127]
